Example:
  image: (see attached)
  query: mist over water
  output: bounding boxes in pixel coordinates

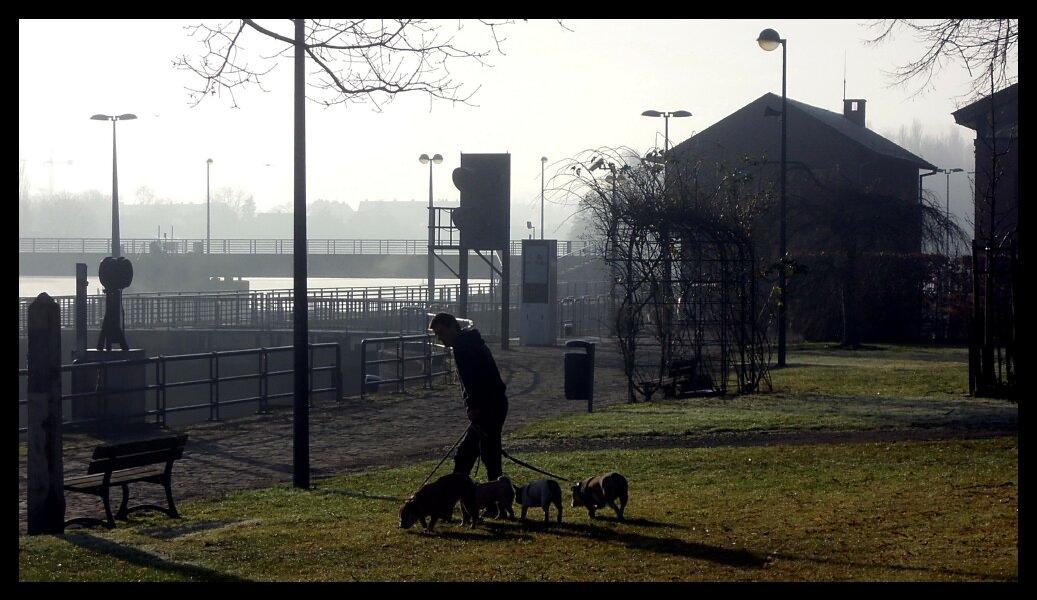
[19,276,489,298]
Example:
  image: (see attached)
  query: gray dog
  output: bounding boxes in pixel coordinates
[572,472,628,520]
[513,479,563,524]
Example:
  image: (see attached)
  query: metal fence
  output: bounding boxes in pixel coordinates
[19,237,593,257]
[359,333,453,399]
[18,281,612,335]
[17,343,341,433]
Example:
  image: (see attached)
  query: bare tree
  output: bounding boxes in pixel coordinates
[864,19,1018,100]
[175,18,528,489]
[174,19,516,110]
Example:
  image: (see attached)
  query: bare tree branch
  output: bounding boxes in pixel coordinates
[175,19,534,110]
[864,19,1018,101]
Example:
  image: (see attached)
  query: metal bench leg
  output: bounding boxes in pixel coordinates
[116,484,130,520]
[164,476,180,519]
[101,487,117,529]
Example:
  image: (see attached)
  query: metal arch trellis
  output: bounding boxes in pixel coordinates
[607,223,772,402]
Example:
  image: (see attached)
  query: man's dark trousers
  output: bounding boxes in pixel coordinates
[454,407,507,481]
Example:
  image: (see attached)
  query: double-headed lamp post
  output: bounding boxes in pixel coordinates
[640,109,693,155]
[757,26,788,368]
[541,156,548,239]
[206,158,213,254]
[420,153,444,304]
[91,113,137,258]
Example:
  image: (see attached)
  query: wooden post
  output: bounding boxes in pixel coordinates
[27,293,65,535]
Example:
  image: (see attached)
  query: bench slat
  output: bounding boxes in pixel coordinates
[87,447,184,474]
[92,434,187,459]
[65,464,167,490]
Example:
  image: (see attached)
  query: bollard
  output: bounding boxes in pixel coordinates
[27,293,66,534]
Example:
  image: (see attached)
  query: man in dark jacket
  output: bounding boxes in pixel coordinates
[429,313,509,488]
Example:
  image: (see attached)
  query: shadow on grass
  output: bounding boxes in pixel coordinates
[64,533,250,582]
[515,520,766,568]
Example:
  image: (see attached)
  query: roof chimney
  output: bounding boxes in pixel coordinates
[843,98,866,128]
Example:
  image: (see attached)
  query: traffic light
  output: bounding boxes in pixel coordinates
[451,153,510,250]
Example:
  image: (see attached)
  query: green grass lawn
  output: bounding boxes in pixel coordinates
[509,345,1011,442]
[19,437,1017,581]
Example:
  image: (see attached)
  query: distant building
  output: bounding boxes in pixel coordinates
[669,93,940,343]
[671,93,937,250]
[951,82,1019,398]
[952,82,1018,244]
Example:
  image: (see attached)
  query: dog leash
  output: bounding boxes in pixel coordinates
[415,423,473,494]
[501,448,573,483]
[468,422,573,483]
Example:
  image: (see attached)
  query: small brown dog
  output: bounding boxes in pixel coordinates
[474,476,515,520]
[572,472,628,520]
[399,472,479,532]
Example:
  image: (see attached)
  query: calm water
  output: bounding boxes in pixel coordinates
[19,276,488,298]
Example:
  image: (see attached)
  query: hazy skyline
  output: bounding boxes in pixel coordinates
[19,19,1001,238]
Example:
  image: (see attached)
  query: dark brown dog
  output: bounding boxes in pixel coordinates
[474,476,515,520]
[572,472,628,520]
[399,472,479,532]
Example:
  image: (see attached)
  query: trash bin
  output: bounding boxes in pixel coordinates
[564,339,596,412]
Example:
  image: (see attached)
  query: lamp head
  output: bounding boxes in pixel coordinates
[641,110,662,118]
[671,110,692,118]
[526,221,533,229]
[757,28,783,51]
[116,114,137,120]
[90,114,111,121]
[541,156,548,163]
[948,168,964,173]
[419,154,430,164]
[432,153,444,164]
[207,158,213,165]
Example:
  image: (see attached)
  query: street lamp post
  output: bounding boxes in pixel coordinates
[91,113,137,258]
[526,221,535,240]
[206,158,213,254]
[757,27,788,368]
[541,156,548,240]
[420,153,444,304]
[944,168,965,257]
[640,109,693,155]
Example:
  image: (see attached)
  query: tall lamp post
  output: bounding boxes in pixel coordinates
[420,153,444,304]
[206,158,213,254]
[757,26,788,368]
[943,168,964,257]
[540,156,548,239]
[90,113,137,258]
[640,109,692,155]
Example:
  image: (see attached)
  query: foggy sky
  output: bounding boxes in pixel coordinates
[19,19,1004,238]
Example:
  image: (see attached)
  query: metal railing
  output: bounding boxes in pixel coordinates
[19,237,592,257]
[17,283,502,334]
[17,343,342,433]
[359,333,453,399]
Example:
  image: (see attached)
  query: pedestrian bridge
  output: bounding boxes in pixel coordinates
[19,237,597,278]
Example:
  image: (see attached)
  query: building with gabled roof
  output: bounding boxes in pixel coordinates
[669,93,942,343]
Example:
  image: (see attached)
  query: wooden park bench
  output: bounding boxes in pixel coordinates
[63,434,188,529]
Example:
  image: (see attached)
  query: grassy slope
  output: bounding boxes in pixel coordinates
[19,438,1017,582]
[509,345,1013,440]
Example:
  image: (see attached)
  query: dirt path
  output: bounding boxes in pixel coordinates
[17,343,1015,534]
